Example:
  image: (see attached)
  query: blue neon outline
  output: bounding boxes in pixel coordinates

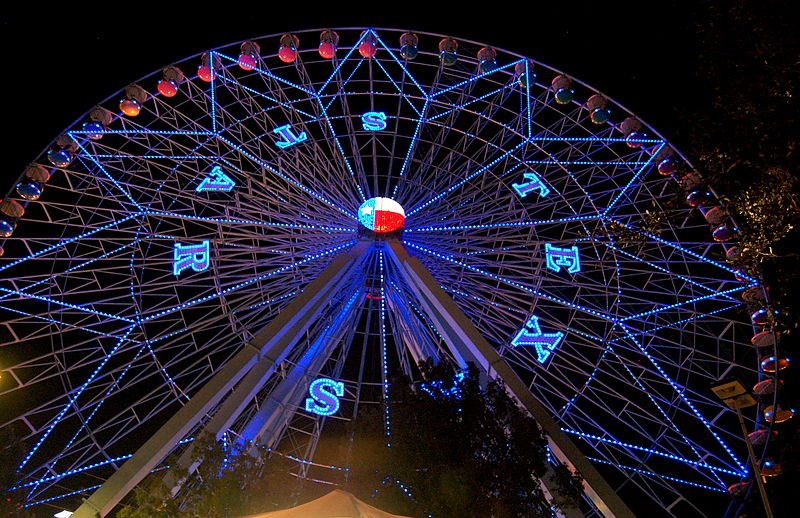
[406,140,527,217]
[70,137,144,211]
[562,428,746,477]
[17,327,137,471]
[215,134,357,220]
[616,324,748,473]
[602,142,665,216]
[136,241,356,325]
[405,241,617,324]
[305,378,345,416]
[587,456,727,492]
[272,123,308,149]
[172,240,211,276]
[195,165,235,192]
[544,243,581,274]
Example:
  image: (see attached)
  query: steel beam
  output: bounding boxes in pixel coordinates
[71,241,368,517]
[385,239,636,518]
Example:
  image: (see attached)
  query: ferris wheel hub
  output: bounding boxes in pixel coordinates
[357,197,405,234]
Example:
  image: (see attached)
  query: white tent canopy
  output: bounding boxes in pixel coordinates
[239,489,412,518]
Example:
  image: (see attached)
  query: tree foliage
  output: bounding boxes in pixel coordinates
[115,432,297,518]
[341,360,583,517]
[114,361,582,518]
[678,3,800,517]
[683,0,800,324]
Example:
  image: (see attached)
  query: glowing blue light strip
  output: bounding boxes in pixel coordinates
[312,97,368,202]
[321,57,366,113]
[72,139,144,211]
[69,129,213,136]
[318,37,361,94]
[558,347,612,416]
[617,324,747,472]
[379,250,391,444]
[406,215,602,234]
[407,140,526,216]
[586,456,727,492]
[603,142,665,215]
[609,344,726,488]
[371,31,429,97]
[23,484,103,507]
[245,290,299,311]
[0,306,121,340]
[53,340,159,472]
[620,285,750,323]
[14,453,134,490]
[371,54,428,116]
[0,214,143,275]
[523,160,654,166]
[284,453,349,471]
[208,51,218,134]
[427,83,512,122]
[625,304,738,338]
[215,134,357,220]
[430,60,517,99]
[562,428,745,477]
[607,243,727,297]
[0,285,137,324]
[213,71,317,120]
[406,241,616,323]
[214,51,316,97]
[90,154,213,160]
[0,241,138,305]
[21,445,183,508]
[18,327,136,471]
[390,98,429,198]
[142,209,352,232]
[526,136,663,143]
[517,58,535,140]
[137,241,356,324]
[602,216,760,284]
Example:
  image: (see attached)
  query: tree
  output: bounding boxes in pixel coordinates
[676,3,800,517]
[682,0,800,324]
[114,432,297,517]
[0,422,37,518]
[341,360,583,517]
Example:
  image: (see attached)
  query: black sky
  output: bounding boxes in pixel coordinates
[1,2,699,195]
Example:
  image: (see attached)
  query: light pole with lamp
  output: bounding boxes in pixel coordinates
[711,376,774,518]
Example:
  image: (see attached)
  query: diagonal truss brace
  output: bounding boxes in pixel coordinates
[71,241,369,518]
[385,239,636,518]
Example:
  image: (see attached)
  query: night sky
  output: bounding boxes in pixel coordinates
[1,2,700,196]
[1,4,797,517]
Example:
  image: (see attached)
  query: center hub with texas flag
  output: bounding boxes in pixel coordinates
[357,197,406,234]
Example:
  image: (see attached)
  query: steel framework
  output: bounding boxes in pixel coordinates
[0,27,768,517]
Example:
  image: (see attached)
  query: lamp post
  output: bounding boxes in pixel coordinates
[711,377,774,518]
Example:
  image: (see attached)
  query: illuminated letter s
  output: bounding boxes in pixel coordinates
[305,378,345,416]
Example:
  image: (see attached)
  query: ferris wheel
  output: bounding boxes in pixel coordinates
[0,27,776,517]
